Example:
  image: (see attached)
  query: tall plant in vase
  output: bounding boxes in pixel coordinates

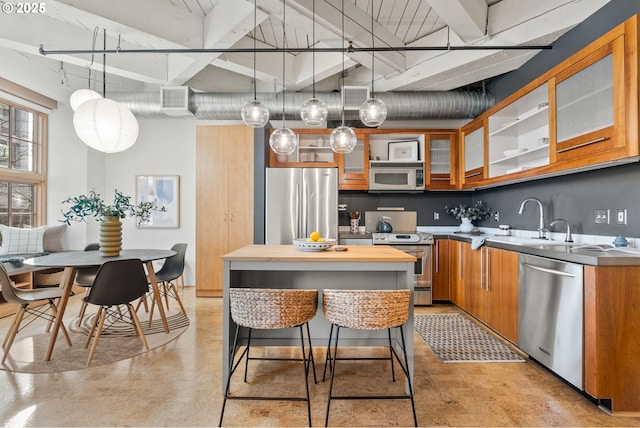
[61,189,165,256]
[445,201,492,233]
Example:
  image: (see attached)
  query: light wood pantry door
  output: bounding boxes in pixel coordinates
[196,125,254,297]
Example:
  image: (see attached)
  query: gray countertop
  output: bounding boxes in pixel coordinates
[444,233,640,266]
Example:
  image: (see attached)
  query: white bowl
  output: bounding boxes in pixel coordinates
[503,148,527,157]
[293,238,336,251]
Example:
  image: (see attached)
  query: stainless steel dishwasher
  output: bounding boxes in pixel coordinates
[518,254,584,390]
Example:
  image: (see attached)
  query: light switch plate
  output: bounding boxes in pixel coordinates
[617,209,627,225]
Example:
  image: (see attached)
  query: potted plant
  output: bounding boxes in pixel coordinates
[61,189,165,256]
[445,201,492,233]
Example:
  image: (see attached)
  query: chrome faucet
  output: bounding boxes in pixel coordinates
[550,219,573,242]
[518,197,547,239]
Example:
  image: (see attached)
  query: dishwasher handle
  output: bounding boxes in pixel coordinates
[521,262,576,278]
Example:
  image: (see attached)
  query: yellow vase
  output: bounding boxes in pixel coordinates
[100,216,122,256]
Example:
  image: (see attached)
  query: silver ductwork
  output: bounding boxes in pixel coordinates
[110,90,494,121]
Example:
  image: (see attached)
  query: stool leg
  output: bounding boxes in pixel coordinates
[298,324,312,427]
[219,323,242,427]
[387,328,397,382]
[398,326,418,427]
[322,323,335,382]
[324,324,341,427]
[243,328,252,382]
[305,321,317,384]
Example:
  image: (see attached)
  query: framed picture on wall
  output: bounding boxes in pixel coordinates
[135,175,180,228]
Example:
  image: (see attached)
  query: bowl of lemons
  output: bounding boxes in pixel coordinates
[293,231,336,251]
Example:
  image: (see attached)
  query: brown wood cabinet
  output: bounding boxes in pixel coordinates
[483,247,519,343]
[338,134,369,190]
[457,14,640,189]
[195,126,254,297]
[426,132,457,190]
[431,239,450,300]
[449,241,481,313]
[584,265,640,415]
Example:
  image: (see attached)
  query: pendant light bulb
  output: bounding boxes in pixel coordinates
[359,97,387,127]
[241,99,270,128]
[269,127,298,155]
[300,97,328,127]
[329,125,357,153]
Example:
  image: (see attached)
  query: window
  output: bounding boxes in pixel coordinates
[0,99,45,227]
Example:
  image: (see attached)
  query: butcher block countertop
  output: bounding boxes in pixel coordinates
[222,244,415,263]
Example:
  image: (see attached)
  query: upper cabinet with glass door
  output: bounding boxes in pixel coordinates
[426,132,457,190]
[460,121,485,187]
[337,133,368,190]
[268,129,338,167]
[487,84,550,178]
[549,24,632,166]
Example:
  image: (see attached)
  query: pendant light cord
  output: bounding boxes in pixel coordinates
[253,0,257,101]
[370,0,375,98]
[312,0,316,98]
[282,0,286,127]
[341,0,345,126]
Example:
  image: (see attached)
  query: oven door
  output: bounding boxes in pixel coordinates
[391,244,432,305]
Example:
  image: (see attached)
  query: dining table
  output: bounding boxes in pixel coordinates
[24,248,176,361]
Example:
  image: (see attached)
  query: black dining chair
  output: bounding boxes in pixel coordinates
[84,258,150,366]
[75,243,100,318]
[0,263,72,364]
[149,243,187,317]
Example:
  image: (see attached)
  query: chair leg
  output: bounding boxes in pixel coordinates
[387,328,396,382]
[168,282,187,315]
[305,321,317,384]
[243,328,252,382]
[163,282,170,311]
[85,307,103,348]
[78,299,89,319]
[2,305,27,364]
[86,307,109,365]
[298,324,312,427]
[127,303,149,350]
[148,292,157,327]
[2,306,23,348]
[322,323,335,382]
[398,326,418,427]
[325,324,341,427]
[50,300,72,347]
[219,323,242,427]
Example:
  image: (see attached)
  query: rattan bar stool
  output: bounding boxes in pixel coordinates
[219,288,318,427]
[322,289,418,427]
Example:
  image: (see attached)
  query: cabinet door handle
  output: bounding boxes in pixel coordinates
[344,177,365,181]
[459,243,463,279]
[480,248,484,289]
[556,137,607,153]
[486,248,491,291]
[465,171,482,179]
[435,241,440,273]
[229,213,234,222]
[224,213,227,222]
[430,177,450,181]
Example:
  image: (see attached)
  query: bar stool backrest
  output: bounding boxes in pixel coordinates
[322,289,411,330]
[230,288,318,329]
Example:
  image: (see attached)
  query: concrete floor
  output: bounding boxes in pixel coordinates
[1,288,639,427]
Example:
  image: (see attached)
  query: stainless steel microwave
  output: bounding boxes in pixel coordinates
[369,161,425,191]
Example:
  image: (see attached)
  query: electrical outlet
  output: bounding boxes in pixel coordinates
[595,209,610,224]
[493,211,500,222]
[617,209,627,225]
[433,212,440,221]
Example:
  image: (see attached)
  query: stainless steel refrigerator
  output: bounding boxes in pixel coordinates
[265,168,338,244]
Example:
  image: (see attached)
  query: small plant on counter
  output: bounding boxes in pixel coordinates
[61,189,166,226]
[445,201,492,221]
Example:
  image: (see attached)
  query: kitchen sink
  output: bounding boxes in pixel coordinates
[486,236,579,246]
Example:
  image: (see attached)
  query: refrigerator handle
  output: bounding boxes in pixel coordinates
[301,183,308,238]
[295,183,301,239]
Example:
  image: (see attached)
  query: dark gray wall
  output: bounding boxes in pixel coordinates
[488,0,640,102]
[257,1,640,240]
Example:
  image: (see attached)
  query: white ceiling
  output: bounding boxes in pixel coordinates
[0,0,612,105]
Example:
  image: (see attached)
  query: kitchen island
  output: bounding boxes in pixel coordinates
[221,244,416,390]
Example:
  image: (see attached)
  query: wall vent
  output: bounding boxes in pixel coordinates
[342,86,369,110]
[160,86,194,116]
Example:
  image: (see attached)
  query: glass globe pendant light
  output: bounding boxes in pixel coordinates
[330,0,357,154]
[241,0,269,128]
[300,0,328,127]
[359,0,387,127]
[269,0,298,155]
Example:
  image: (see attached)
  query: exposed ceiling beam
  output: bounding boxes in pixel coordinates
[425,0,488,43]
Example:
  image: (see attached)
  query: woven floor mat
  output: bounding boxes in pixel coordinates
[414,313,525,363]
